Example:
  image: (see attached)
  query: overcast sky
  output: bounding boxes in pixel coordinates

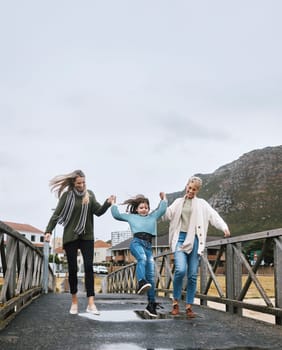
[1,1,281,242]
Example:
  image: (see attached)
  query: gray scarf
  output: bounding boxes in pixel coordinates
[58,189,89,235]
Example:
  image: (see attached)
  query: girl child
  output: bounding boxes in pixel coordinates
[110,192,167,317]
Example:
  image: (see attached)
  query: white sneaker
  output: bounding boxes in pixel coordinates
[86,304,100,315]
[69,303,78,314]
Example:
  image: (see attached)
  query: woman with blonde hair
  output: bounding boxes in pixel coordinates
[45,169,115,315]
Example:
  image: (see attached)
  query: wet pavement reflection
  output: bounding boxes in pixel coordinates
[79,309,195,321]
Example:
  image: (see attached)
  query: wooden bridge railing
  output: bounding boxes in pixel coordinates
[0,221,55,329]
[105,228,282,325]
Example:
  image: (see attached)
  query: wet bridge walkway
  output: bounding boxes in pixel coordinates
[1,292,282,350]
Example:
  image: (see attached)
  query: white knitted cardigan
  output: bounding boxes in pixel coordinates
[162,196,229,255]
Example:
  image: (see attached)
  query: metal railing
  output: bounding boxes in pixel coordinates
[106,228,282,325]
[0,221,55,329]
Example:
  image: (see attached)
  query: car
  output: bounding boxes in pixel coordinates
[96,265,108,274]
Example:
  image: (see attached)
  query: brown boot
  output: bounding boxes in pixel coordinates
[171,302,179,316]
[186,306,196,318]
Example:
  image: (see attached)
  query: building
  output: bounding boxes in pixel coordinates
[111,230,132,247]
[94,240,111,264]
[0,221,45,274]
[111,235,170,266]
[3,221,45,249]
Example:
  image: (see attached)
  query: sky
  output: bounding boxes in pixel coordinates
[1,1,281,242]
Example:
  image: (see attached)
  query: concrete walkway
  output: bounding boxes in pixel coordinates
[1,292,282,350]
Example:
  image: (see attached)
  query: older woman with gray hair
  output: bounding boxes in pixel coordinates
[162,176,230,318]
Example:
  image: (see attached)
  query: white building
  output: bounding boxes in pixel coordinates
[94,240,111,263]
[3,221,45,248]
[111,230,132,247]
[1,221,45,274]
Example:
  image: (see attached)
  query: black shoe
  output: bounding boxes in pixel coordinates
[136,279,152,294]
[144,302,160,318]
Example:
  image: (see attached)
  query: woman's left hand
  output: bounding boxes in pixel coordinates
[224,229,231,238]
[108,195,116,205]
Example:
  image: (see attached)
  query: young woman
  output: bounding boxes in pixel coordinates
[110,192,167,317]
[44,170,115,315]
[162,176,230,318]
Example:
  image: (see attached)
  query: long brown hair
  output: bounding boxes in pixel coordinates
[122,194,150,214]
[49,170,87,200]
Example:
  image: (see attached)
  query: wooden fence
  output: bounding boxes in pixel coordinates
[0,221,55,329]
[105,228,282,325]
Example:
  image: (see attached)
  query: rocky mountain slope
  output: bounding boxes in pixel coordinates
[159,145,282,236]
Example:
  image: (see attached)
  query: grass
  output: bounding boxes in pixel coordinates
[2,274,274,299]
[203,275,275,298]
[55,274,103,293]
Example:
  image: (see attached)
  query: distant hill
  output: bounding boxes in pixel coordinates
[158,145,282,237]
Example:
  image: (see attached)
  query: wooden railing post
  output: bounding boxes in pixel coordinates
[225,242,242,315]
[233,243,242,316]
[5,236,17,300]
[226,243,242,314]
[43,242,49,294]
[274,236,282,325]
[199,248,208,306]
[225,243,234,314]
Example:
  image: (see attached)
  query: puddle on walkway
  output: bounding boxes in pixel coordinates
[79,309,202,321]
[78,310,174,321]
[97,345,143,350]
[79,310,141,322]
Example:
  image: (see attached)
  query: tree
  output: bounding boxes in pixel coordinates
[48,254,61,265]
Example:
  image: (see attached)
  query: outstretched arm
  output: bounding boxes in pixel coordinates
[111,203,130,222]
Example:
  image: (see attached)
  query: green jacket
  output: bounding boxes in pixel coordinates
[45,190,111,247]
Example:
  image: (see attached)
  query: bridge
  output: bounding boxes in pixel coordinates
[1,221,282,349]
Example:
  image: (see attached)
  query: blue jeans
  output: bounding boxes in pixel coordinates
[130,237,155,302]
[173,232,200,304]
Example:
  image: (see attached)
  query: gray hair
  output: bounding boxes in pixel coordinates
[187,176,202,188]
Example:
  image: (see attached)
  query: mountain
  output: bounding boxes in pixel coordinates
[158,145,282,237]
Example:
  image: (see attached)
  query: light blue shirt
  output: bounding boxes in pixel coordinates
[111,200,167,236]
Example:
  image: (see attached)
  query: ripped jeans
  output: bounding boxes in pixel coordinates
[173,232,200,304]
[130,237,155,302]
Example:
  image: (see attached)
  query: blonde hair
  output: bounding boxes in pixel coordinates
[187,176,202,189]
[49,169,89,204]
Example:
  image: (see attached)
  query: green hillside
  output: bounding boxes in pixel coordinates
[158,145,282,237]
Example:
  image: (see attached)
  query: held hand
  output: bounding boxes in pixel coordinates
[44,233,51,242]
[108,195,116,205]
[159,192,167,200]
[224,229,231,238]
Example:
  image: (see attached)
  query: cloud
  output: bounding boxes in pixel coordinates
[151,114,231,157]
[0,1,282,240]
